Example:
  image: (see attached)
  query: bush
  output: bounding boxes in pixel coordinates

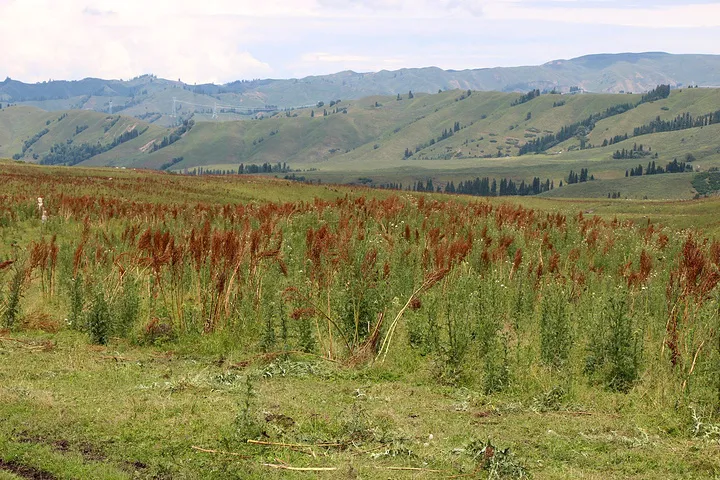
[114,276,140,337]
[87,289,111,345]
[540,287,571,369]
[585,295,641,392]
[68,275,84,329]
[2,264,25,329]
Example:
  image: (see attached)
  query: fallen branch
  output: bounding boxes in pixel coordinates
[0,336,35,345]
[248,439,343,448]
[262,463,337,472]
[191,446,249,458]
[0,336,54,351]
[374,466,445,473]
[99,355,135,362]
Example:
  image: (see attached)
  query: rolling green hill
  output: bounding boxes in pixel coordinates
[3,85,720,201]
[0,107,165,166]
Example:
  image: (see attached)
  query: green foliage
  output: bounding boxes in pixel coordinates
[640,84,671,104]
[540,287,571,369]
[2,264,25,329]
[22,128,49,154]
[484,333,511,394]
[531,386,567,413]
[585,295,642,392]
[261,304,276,353]
[68,275,84,329]
[465,439,530,479]
[692,172,720,196]
[114,276,140,337]
[297,315,316,353]
[87,289,111,345]
[233,375,263,440]
[437,307,473,384]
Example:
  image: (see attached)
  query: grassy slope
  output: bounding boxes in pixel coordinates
[4,88,720,200]
[0,107,164,165]
[137,88,719,181]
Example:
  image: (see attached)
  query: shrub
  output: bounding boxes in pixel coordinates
[540,286,571,369]
[87,289,111,345]
[484,333,511,394]
[2,264,25,329]
[68,275,84,329]
[584,295,642,392]
[114,276,140,337]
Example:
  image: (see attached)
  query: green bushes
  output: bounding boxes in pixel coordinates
[5,180,720,413]
[114,275,140,337]
[87,289,111,345]
[1,263,25,330]
[540,286,571,369]
[585,295,642,392]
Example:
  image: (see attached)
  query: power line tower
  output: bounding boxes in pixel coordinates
[171,97,177,118]
[212,103,218,119]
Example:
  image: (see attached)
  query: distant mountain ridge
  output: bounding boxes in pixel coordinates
[2,52,720,123]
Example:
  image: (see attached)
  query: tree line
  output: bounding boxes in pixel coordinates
[612,143,655,159]
[631,110,720,137]
[40,126,147,166]
[626,158,693,177]
[152,119,195,152]
[518,102,634,154]
[518,84,672,155]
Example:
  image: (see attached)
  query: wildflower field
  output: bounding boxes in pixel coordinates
[1,161,720,479]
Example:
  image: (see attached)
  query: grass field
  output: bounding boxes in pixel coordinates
[2,162,720,479]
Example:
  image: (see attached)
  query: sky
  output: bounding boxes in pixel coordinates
[1,0,720,84]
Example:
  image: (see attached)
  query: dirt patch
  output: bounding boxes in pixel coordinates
[78,443,106,462]
[17,433,107,462]
[0,459,57,480]
[139,139,157,153]
[120,460,149,474]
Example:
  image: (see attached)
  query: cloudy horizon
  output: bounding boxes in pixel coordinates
[1,0,720,84]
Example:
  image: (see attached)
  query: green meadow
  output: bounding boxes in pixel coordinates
[2,163,720,478]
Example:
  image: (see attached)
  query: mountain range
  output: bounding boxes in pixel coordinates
[2,52,720,127]
[2,52,720,201]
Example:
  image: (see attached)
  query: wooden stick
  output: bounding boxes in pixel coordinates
[0,336,35,345]
[374,466,445,473]
[0,336,53,350]
[248,439,342,448]
[682,340,706,392]
[262,463,338,471]
[191,446,249,458]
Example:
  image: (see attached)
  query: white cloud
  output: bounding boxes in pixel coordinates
[0,0,273,83]
[483,1,720,28]
[0,0,719,84]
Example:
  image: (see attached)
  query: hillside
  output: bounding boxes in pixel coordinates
[0,107,165,166]
[2,52,720,127]
[3,85,720,200]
